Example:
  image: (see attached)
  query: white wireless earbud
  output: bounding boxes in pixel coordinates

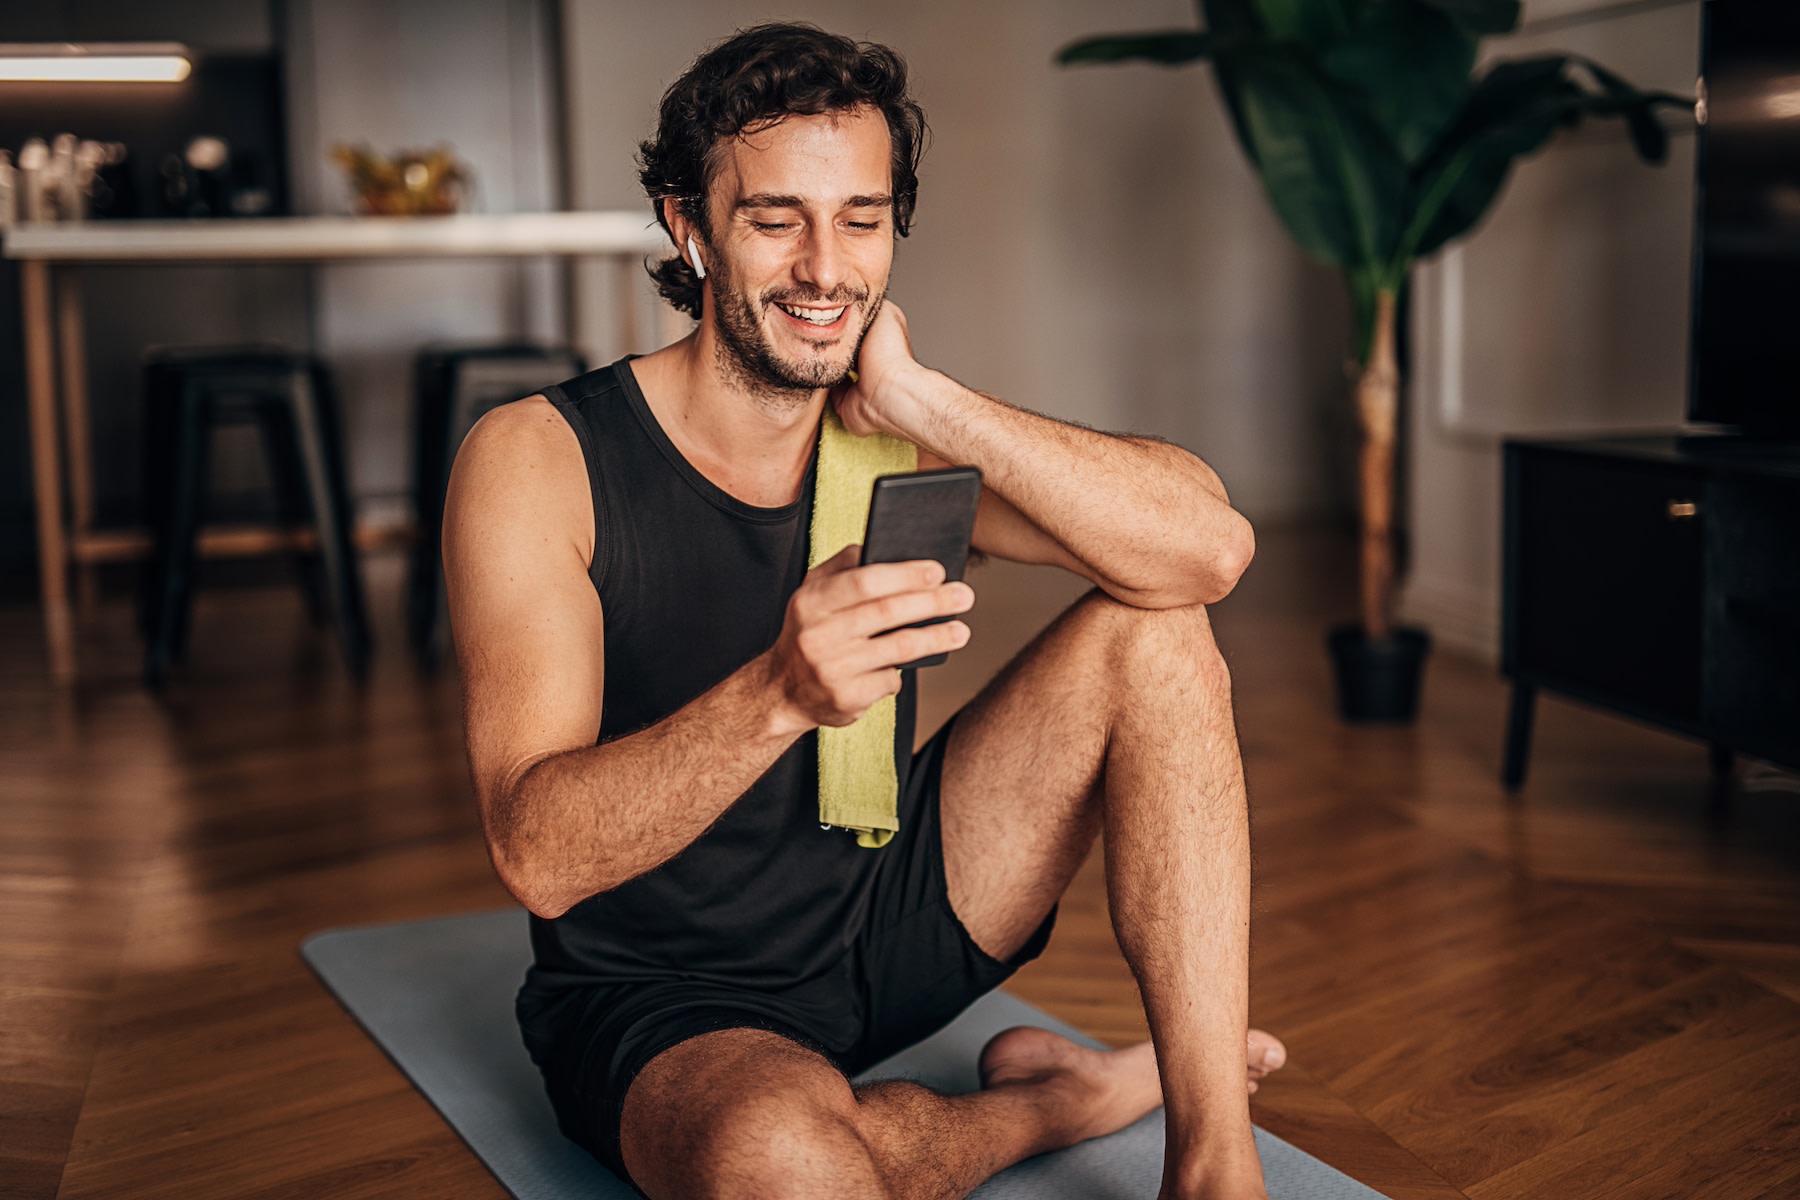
[686,234,706,280]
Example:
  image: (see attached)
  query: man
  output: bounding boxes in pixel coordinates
[444,22,1280,1200]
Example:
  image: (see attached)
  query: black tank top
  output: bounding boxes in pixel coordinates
[528,358,917,990]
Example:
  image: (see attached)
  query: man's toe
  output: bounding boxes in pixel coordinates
[1248,1029,1287,1074]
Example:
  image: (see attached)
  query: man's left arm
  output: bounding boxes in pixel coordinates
[836,303,1255,609]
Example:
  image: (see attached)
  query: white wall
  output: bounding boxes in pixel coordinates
[284,0,564,518]
[559,0,1356,523]
[1400,0,1702,657]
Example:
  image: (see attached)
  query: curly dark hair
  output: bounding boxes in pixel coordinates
[638,22,929,318]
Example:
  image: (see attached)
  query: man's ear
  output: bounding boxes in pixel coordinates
[663,198,696,258]
[664,196,712,280]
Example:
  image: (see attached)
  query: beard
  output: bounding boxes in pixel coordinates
[707,249,883,406]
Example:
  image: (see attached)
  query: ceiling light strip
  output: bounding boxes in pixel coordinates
[0,44,192,84]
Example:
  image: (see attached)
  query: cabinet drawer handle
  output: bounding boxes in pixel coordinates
[1667,500,1698,520]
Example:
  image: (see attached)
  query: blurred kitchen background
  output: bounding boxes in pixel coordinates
[0,0,1694,664]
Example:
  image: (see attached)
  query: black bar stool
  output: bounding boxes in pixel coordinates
[140,346,371,687]
[408,343,586,666]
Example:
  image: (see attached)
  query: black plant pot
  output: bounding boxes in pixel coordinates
[1327,624,1431,723]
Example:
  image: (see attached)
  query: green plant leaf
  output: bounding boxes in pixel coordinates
[1396,55,1689,264]
[1320,0,1478,163]
[1055,31,1218,66]
[1414,0,1520,35]
[1577,55,1685,162]
[1250,0,1361,45]
[1402,60,1595,260]
[1054,22,1257,199]
[1198,0,1268,37]
[1229,47,1409,270]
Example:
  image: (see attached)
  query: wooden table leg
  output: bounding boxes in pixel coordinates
[56,268,98,619]
[22,260,76,686]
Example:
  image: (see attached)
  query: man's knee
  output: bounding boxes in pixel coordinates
[1070,589,1231,702]
[677,1084,883,1200]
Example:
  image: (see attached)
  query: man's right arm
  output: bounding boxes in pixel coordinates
[443,398,974,919]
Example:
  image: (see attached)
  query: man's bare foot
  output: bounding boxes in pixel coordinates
[976,1026,1286,1142]
[1246,1029,1286,1095]
[978,1026,1163,1148]
[980,1027,1283,1195]
[1161,1154,1271,1200]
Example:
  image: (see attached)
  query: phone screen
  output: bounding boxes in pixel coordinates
[860,466,982,668]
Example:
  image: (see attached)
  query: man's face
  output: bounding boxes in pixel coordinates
[699,105,896,396]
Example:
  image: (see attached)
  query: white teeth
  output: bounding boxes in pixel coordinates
[777,303,846,325]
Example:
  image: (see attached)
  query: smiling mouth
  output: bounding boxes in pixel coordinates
[774,301,850,329]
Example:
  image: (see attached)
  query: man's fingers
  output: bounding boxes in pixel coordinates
[831,581,973,642]
[849,620,970,673]
[786,554,973,723]
[812,556,946,611]
[794,545,864,617]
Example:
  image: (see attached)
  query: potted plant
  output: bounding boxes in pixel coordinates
[1059,0,1690,721]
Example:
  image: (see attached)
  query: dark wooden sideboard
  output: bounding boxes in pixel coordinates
[1501,434,1800,795]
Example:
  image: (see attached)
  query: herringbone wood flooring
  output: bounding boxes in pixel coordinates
[3,528,1797,1199]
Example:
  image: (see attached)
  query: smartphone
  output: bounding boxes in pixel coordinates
[859,466,983,669]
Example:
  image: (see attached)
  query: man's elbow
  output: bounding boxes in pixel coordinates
[496,850,613,920]
[1116,518,1253,609]
[1166,518,1252,611]
[482,789,602,920]
[523,894,575,920]
[489,822,627,918]
[1194,513,1256,605]
[488,845,573,920]
[480,759,588,919]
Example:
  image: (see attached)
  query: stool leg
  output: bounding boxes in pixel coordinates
[420,366,491,669]
[291,364,371,680]
[145,377,211,688]
[167,378,214,666]
[1502,681,1536,795]
[414,485,447,670]
[139,360,174,643]
[407,355,451,662]
[253,403,330,628]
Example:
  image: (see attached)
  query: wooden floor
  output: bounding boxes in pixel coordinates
[4,527,1798,1200]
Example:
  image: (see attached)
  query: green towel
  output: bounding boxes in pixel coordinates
[808,407,918,848]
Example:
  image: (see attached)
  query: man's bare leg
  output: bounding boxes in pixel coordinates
[621,1026,1163,1200]
[936,591,1269,1198]
[621,1019,1281,1200]
[621,591,1274,1199]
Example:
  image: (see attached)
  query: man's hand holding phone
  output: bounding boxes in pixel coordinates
[765,546,973,735]
[765,465,983,735]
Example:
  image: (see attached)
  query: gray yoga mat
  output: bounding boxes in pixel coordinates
[302,908,1386,1200]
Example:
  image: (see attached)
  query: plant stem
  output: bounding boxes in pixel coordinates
[1356,289,1400,642]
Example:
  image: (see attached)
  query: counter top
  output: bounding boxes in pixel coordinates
[1,212,669,262]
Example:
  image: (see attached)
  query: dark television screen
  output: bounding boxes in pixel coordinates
[1690,0,1800,436]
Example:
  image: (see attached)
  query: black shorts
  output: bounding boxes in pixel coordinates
[513,717,1056,1188]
